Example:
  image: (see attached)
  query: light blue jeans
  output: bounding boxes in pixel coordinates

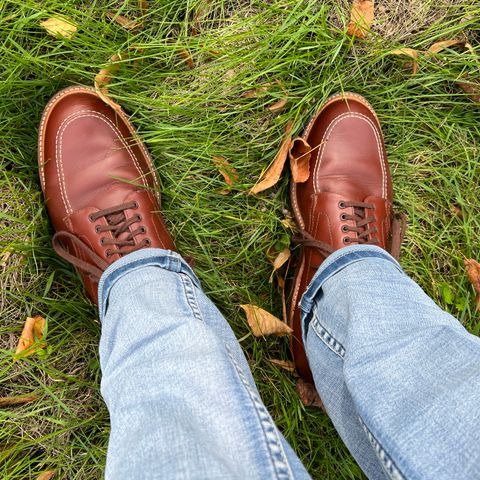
[98,245,480,480]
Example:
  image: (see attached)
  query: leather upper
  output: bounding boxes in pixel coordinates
[289,93,393,382]
[38,86,175,303]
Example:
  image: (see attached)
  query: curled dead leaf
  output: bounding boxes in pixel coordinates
[94,53,123,113]
[347,0,374,38]
[36,472,56,480]
[389,48,419,75]
[106,12,143,30]
[179,49,194,69]
[212,156,238,187]
[427,39,464,55]
[451,204,463,218]
[240,304,292,336]
[465,259,480,310]
[268,97,288,112]
[269,359,296,373]
[0,395,40,407]
[289,137,312,183]
[296,378,325,411]
[15,316,45,359]
[268,248,291,282]
[458,80,480,103]
[40,16,77,38]
[250,122,293,194]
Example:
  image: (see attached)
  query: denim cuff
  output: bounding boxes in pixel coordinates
[98,248,199,320]
[299,245,403,336]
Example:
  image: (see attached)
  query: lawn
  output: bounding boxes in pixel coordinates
[1,0,480,478]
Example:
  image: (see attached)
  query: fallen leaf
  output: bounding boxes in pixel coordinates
[268,97,288,112]
[179,49,194,69]
[106,12,143,30]
[427,39,464,55]
[269,359,295,373]
[40,16,77,38]
[212,156,238,186]
[451,204,463,218]
[15,316,45,358]
[458,80,480,103]
[138,0,148,16]
[289,137,312,182]
[389,48,419,75]
[250,122,293,194]
[296,378,325,410]
[0,395,39,407]
[37,472,56,480]
[268,248,291,282]
[347,0,374,38]
[240,304,293,336]
[94,53,123,113]
[0,250,11,268]
[465,259,480,310]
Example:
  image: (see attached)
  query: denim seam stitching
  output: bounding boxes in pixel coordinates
[310,319,345,358]
[178,273,204,323]
[359,417,406,480]
[225,346,294,480]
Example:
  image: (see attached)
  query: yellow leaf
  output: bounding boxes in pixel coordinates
[347,0,374,38]
[40,17,77,39]
[94,53,123,113]
[289,137,312,183]
[389,48,419,75]
[250,122,293,194]
[427,39,464,55]
[0,395,40,407]
[268,97,288,112]
[240,304,292,336]
[36,472,56,480]
[212,156,238,186]
[15,316,45,358]
[269,359,296,373]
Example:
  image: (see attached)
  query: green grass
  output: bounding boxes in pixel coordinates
[1,0,480,478]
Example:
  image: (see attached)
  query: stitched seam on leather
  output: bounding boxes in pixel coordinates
[39,86,95,192]
[313,113,387,199]
[225,345,295,480]
[56,110,148,214]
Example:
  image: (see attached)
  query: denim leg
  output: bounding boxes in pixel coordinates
[98,249,310,480]
[302,245,480,480]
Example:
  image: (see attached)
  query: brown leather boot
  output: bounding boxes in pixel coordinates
[288,92,405,386]
[38,86,175,304]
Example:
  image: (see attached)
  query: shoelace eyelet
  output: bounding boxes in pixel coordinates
[88,213,95,222]
[136,214,142,221]
[132,201,139,209]
[343,237,350,244]
[140,227,146,234]
[95,225,101,233]
[145,238,151,246]
[105,250,112,257]
[338,201,346,209]
[100,237,106,246]
[340,213,347,221]
[341,225,349,233]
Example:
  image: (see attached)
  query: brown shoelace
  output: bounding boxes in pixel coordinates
[52,201,149,280]
[294,201,406,262]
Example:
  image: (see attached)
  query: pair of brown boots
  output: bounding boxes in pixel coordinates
[38,86,403,385]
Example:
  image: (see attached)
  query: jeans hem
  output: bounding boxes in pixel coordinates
[299,245,403,338]
[98,248,198,320]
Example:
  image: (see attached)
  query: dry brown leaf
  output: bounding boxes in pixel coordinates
[0,395,40,407]
[268,248,291,282]
[138,0,148,16]
[458,80,480,103]
[427,39,464,55]
[240,304,293,337]
[347,0,374,38]
[451,204,463,218]
[268,97,288,112]
[212,156,238,187]
[94,53,123,113]
[36,472,56,480]
[250,122,293,194]
[296,378,325,410]
[40,16,77,38]
[0,250,12,268]
[269,359,295,373]
[106,12,143,30]
[179,49,194,69]
[389,48,419,75]
[465,259,480,310]
[289,137,312,183]
[15,316,45,358]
